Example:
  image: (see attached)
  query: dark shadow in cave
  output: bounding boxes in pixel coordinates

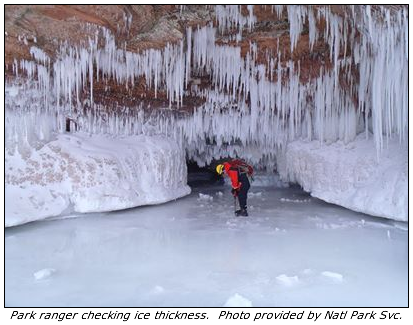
[186,160,224,188]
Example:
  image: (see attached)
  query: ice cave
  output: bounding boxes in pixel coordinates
[4,5,408,307]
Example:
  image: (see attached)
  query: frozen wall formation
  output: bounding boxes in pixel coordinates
[5,132,190,227]
[277,136,407,221]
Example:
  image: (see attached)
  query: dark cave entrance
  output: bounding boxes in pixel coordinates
[186,160,224,188]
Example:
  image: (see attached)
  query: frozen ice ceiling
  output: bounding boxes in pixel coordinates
[5,5,408,167]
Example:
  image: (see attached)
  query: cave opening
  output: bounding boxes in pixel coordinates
[186,159,224,188]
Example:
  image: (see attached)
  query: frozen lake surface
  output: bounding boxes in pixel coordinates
[5,185,408,307]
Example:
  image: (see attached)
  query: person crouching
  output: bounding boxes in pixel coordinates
[216,159,253,217]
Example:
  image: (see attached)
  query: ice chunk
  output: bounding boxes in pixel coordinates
[321,271,343,282]
[198,193,213,202]
[6,86,19,97]
[223,293,252,307]
[280,198,311,203]
[150,285,165,294]
[34,268,56,280]
[387,230,391,240]
[276,274,299,286]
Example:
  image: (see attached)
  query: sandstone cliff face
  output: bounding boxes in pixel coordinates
[4,5,349,109]
[6,5,188,63]
[5,5,408,157]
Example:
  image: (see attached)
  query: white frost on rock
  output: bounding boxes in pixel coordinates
[5,132,191,227]
[34,268,56,280]
[223,293,253,307]
[277,136,407,221]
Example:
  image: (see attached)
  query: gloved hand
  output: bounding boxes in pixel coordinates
[231,188,239,197]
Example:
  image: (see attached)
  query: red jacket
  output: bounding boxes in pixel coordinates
[223,160,253,190]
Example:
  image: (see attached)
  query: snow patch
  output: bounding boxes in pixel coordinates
[249,192,262,198]
[198,193,213,202]
[280,198,311,203]
[276,274,299,286]
[34,268,56,280]
[150,285,165,295]
[223,293,253,307]
[321,271,343,282]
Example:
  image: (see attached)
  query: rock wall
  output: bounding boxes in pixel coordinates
[277,136,408,221]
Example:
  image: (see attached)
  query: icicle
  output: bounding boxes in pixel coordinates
[185,27,192,88]
[287,6,307,53]
[5,6,408,168]
[308,7,318,50]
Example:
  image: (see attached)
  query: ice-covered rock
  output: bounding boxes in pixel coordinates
[34,268,56,280]
[278,136,407,221]
[5,132,191,227]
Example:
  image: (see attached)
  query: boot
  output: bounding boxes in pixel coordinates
[239,209,248,217]
[235,209,242,216]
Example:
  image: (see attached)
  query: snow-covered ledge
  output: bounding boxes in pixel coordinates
[5,133,191,227]
[277,136,407,221]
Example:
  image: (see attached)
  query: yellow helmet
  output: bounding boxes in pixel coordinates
[216,164,224,175]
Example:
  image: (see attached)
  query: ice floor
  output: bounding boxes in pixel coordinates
[5,184,408,307]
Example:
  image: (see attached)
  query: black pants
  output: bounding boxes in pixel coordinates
[238,173,250,210]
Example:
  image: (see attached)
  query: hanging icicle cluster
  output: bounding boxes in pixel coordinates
[6,5,408,167]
